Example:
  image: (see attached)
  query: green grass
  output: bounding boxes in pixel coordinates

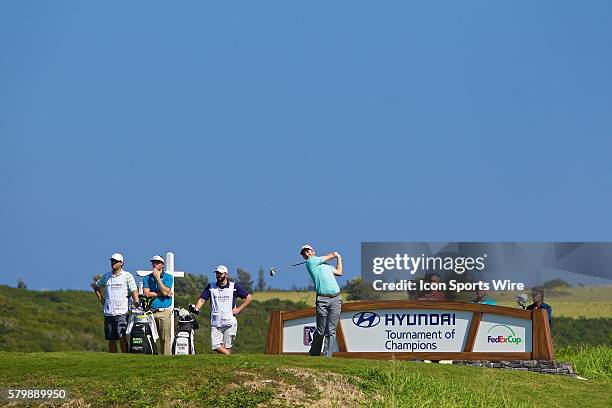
[556,345,612,380]
[1,281,610,406]
[551,317,612,346]
[252,290,348,305]
[0,352,609,408]
[0,285,309,353]
[1,285,610,354]
[0,286,105,352]
[253,288,612,318]
[496,301,612,319]
[262,286,612,314]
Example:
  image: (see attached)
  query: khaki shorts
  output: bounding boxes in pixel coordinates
[211,323,237,350]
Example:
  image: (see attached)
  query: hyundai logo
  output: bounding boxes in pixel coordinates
[352,311,380,328]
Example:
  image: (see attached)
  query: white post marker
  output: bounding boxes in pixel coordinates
[137,252,185,350]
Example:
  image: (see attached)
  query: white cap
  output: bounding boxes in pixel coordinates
[300,244,314,254]
[214,265,228,274]
[110,253,124,262]
[150,255,165,263]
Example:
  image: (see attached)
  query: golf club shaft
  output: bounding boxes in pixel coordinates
[269,260,307,276]
[277,261,306,271]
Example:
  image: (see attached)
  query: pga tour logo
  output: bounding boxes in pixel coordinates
[487,324,523,345]
[352,311,380,328]
[303,326,316,346]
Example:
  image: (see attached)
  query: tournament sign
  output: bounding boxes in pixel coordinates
[265,301,553,361]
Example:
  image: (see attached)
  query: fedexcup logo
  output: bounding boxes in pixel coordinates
[487,324,522,345]
[352,311,380,328]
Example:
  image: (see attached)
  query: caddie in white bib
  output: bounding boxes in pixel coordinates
[191,264,253,355]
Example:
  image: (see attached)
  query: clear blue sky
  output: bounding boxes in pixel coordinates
[1,1,611,291]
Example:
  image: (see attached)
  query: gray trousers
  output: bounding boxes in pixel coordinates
[309,294,342,357]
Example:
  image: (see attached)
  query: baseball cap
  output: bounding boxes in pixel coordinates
[300,244,314,254]
[150,255,165,263]
[214,265,228,274]
[110,253,124,262]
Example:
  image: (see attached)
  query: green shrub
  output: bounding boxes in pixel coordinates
[552,317,612,346]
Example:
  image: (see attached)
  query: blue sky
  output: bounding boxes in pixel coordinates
[1,1,612,291]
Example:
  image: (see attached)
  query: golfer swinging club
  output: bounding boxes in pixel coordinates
[300,245,342,357]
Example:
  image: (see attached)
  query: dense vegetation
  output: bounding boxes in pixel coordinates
[0,285,610,353]
[0,285,307,353]
[553,317,612,346]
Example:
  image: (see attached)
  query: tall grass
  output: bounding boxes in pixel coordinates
[556,345,612,380]
[357,361,531,408]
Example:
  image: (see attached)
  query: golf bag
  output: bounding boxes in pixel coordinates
[172,307,199,355]
[128,311,158,354]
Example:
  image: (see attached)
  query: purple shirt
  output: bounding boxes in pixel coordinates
[200,281,249,308]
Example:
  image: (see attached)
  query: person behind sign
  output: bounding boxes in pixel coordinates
[417,273,447,301]
[190,265,253,355]
[526,286,553,328]
[300,244,343,357]
[92,253,139,353]
[142,255,174,355]
[470,288,496,305]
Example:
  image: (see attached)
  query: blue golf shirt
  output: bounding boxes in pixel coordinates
[143,272,174,309]
[306,256,340,295]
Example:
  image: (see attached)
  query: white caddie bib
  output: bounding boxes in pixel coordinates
[209,281,237,327]
[104,272,130,316]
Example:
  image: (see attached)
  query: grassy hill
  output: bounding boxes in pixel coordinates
[0,286,104,352]
[1,285,610,352]
[0,285,610,406]
[0,352,610,408]
[0,285,308,353]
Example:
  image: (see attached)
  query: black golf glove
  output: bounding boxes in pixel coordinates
[188,303,199,315]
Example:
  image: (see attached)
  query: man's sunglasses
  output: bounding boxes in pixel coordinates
[110,259,122,264]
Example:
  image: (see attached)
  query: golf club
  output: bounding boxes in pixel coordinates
[516,293,528,309]
[269,261,306,277]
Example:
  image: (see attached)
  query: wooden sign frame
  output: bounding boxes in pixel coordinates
[265,301,554,361]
